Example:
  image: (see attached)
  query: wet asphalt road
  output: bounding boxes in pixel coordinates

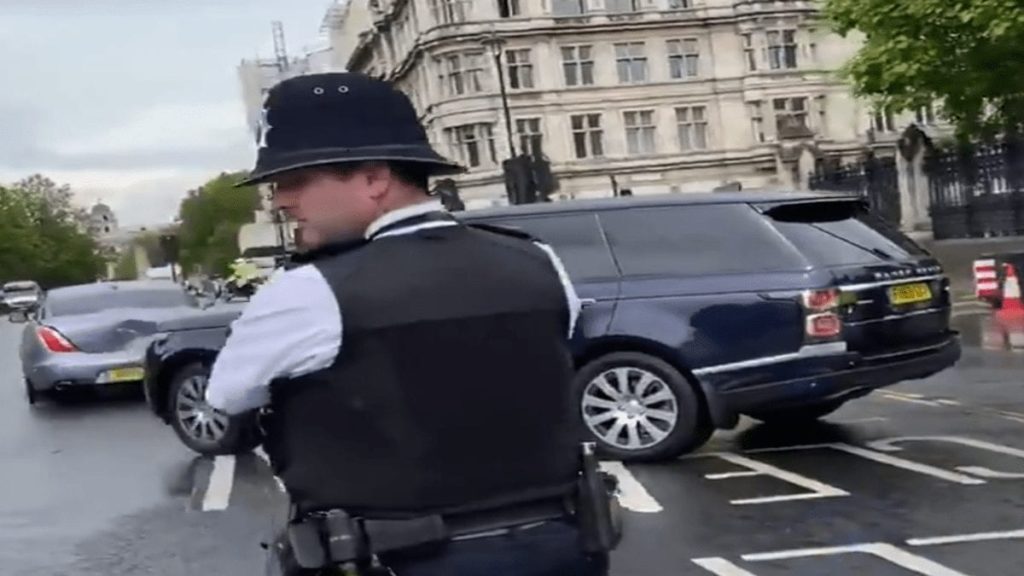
[3,308,1024,575]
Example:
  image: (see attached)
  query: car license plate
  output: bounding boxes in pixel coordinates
[888,282,932,306]
[103,367,145,383]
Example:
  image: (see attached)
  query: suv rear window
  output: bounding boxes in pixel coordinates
[765,200,927,266]
[599,205,807,277]
[470,213,619,282]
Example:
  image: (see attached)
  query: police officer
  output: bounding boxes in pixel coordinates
[203,72,613,575]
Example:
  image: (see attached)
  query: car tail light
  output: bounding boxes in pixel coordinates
[802,288,840,311]
[801,288,843,341]
[806,313,842,338]
[37,326,78,353]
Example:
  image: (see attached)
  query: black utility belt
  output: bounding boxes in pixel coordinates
[287,498,571,569]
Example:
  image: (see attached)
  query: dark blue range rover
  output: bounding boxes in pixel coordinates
[144,190,960,462]
[461,191,960,461]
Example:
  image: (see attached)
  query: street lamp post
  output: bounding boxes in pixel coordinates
[481,31,517,160]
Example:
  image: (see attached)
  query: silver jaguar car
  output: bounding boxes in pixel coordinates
[10,280,204,404]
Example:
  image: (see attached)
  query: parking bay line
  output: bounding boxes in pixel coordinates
[599,461,663,513]
[201,455,236,511]
[907,528,1024,547]
[692,557,759,575]
[739,443,985,485]
[741,543,970,576]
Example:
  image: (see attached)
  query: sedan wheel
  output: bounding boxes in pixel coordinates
[573,352,712,462]
[168,362,259,456]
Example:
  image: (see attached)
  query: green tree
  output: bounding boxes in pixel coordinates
[0,175,104,288]
[825,0,1024,139]
[176,171,261,276]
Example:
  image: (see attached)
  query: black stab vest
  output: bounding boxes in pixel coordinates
[263,217,580,517]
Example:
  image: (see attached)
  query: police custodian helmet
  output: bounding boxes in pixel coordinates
[239,72,464,186]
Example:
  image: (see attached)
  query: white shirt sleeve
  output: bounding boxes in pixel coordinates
[533,241,582,338]
[204,264,342,415]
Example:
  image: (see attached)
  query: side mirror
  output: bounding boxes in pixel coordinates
[8,310,29,324]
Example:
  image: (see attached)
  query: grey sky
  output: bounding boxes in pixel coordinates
[0,0,332,227]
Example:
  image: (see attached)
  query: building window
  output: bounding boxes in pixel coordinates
[675,106,708,150]
[430,0,470,24]
[742,33,757,71]
[774,97,810,137]
[668,0,692,7]
[749,101,766,143]
[497,0,521,17]
[561,45,594,87]
[516,118,544,157]
[615,42,648,84]
[506,49,534,89]
[444,124,497,168]
[570,114,604,159]
[767,30,798,70]
[624,110,657,155]
[667,39,700,79]
[873,108,896,133]
[607,0,642,12]
[438,53,486,96]
[916,104,937,125]
[552,0,588,15]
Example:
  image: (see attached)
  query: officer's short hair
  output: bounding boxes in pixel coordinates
[327,161,430,193]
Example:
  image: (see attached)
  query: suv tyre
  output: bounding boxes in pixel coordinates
[168,362,260,456]
[573,352,712,462]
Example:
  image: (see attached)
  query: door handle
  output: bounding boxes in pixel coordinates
[580,298,597,308]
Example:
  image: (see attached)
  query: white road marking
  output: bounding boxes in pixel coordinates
[831,416,889,424]
[881,393,943,407]
[869,435,1024,480]
[705,471,760,480]
[702,452,848,505]
[202,455,236,511]
[742,542,969,575]
[1001,414,1024,425]
[743,442,985,485]
[908,528,1024,547]
[831,443,986,485]
[742,443,833,455]
[599,461,663,513]
[691,557,759,575]
[935,399,962,406]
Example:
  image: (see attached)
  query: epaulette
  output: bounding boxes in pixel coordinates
[465,221,541,243]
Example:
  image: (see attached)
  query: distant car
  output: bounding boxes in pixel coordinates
[144,191,961,460]
[10,281,206,405]
[3,280,42,311]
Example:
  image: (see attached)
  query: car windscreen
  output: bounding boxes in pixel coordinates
[764,200,928,266]
[47,288,197,317]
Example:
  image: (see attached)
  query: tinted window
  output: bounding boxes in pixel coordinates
[766,201,927,266]
[472,213,619,281]
[600,205,807,277]
[48,287,197,317]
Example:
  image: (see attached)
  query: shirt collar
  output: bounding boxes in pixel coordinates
[364,199,446,240]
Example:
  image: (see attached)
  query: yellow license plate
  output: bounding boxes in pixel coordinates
[889,282,932,305]
[105,367,145,382]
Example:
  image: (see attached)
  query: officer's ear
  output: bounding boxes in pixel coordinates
[361,161,393,200]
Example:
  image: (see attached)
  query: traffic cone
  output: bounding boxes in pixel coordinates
[997,263,1024,318]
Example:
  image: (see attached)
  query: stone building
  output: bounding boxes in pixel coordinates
[324,0,950,211]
